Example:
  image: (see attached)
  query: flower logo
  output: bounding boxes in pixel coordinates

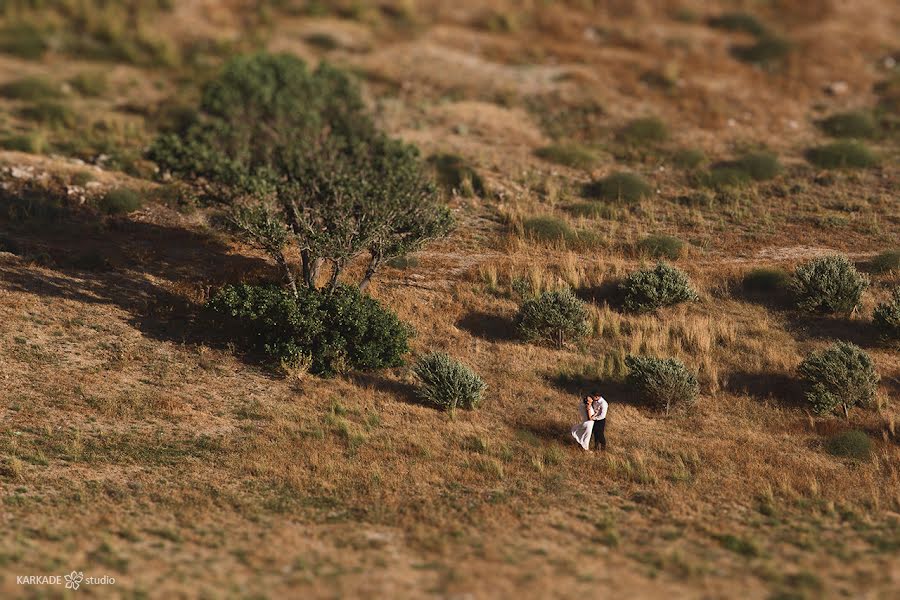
[65,571,84,590]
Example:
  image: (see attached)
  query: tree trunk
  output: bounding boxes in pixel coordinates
[326,260,343,293]
[359,252,382,292]
[301,250,323,289]
[842,402,850,419]
[276,253,298,297]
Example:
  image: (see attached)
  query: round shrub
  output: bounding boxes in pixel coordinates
[743,267,790,294]
[870,249,900,274]
[625,355,699,415]
[515,288,589,348]
[99,188,144,215]
[825,430,872,460]
[798,342,879,418]
[620,262,698,313]
[583,172,652,204]
[207,283,411,376]
[637,234,684,260]
[819,111,878,139]
[534,143,598,170]
[618,117,668,146]
[805,141,879,169]
[873,286,900,339]
[412,352,486,411]
[728,151,782,181]
[791,255,869,315]
[670,148,705,170]
[522,216,574,244]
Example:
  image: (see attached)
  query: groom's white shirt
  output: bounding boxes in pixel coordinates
[592,397,608,420]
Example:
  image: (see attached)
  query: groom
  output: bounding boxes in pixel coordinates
[590,394,608,452]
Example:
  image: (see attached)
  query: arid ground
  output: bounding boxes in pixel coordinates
[0,1,898,598]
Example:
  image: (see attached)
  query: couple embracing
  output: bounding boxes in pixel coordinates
[571,394,607,452]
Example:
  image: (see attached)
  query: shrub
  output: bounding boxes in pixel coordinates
[522,216,574,244]
[428,153,486,197]
[0,77,62,101]
[731,36,791,66]
[412,352,486,411]
[0,24,47,59]
[534,143,598,170]
[819,111,878,139]
[670,148,705,170]
[873,287,900,339]
[20,101,76,128]
[707,12,768,36]
[637,235,684,260]
[825,430,872,460]
[98,188,144,215]
[515,288,589,348]
[727,151,782,181]
[207,283,411,376]
[620,262,698,313]
[583,172,652,204]
[69,71,109,97]
[625,355,699,415]
[618,117,668,146]
[695,166,752,190]
[798,342,879,418]
[805,141,878,169]
[869,249,900,274]
[742,267,790,294]
[791,255,868,314]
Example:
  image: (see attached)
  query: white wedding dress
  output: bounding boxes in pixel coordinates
[570,402,594,450]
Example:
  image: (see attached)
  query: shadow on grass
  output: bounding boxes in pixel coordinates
[348,372,421,406]
[785,314,880,348]
[575,279,623,309]
[726,371,805,407]
[456,311,517,342]
[518,415,572,446]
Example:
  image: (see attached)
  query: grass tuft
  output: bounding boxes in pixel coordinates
[0,77,62,101]
[869,249,900,274]
[825,430,872,460]
[618,117,668,146]
[0,23,47,59]
[805,141,879,169]
[98,188,145,215]
[583,172,652,204]
[819,111,878,139]
[534,143,598,170]
[637,235,684,260]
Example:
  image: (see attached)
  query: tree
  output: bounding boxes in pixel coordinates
[149,52,452,293]
[798,342,879,418]
[625,355,699,416]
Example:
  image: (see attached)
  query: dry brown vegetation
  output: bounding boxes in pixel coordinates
[1,1,899,598]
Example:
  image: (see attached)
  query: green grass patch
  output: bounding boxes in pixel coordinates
[19,101,76,128]
[0,132,47,154]
[618,117,668,146]
[69,71,109,97]
[637,235,684,260]
[819,111,878,139]
[583,172,652,204]
[731,36,791,66]
[98,188,145,215]
[522,216,574,243]
[0,23,47,59]
[825,430,872,460]
[428,153,486,197]
[870,249,900,274]
[805,141,879,169]
[694,167,752,190]
[534,143,598,170]
[0,77,62,101]
[670,148,705,170]
[743,267,790,293]
[566,201,618,220]
[715,534,760,558]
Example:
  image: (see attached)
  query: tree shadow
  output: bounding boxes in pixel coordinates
[518,415,572,446]
[545,371,637,406]
[456,311,516,342]
[726,371,805,407]
[349,372,421,406]
[785,314,880,348]
[575,279,623,309]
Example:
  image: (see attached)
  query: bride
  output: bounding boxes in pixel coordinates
[571,395,596,451]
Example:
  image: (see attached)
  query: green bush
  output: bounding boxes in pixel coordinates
[620,262,698,313]
[826,430,872,460]
[69,71,109,97]
[873,287,900,339]
[534,143,598,170]
[207,283,411,376]
[98,188,144,215]
[0,77,62,101]
[707,12,768,36]
[695,167,752,190]
[618,117,668,146]
[869,249,900,274]
[670,148,705,170]
[428,153,486,197]
[637,234,684,260]
[805,141,879,169]
[515,288,589,348]
[819,111,878,139]
[791,255,868,314]
[522,216,574,244]
[798,342,879,417]
[742,267,790,294]
[625,355,699,415]
[412,352,486,411]
[731,36,791,66]
[728,151,782,181]
[583,172,652,204]
[0,23,47,59]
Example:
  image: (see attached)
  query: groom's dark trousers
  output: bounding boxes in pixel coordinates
[592,418,606,450]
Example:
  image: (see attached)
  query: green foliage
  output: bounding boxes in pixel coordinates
[583,172,652,204]
[20,101,76,128]
[731,36,791,66]
[0,23,47,59]
[412,352,486,411]
[819,111,878,139]
[727,151,782,181]
[670,148,705,170]
[791,255,869,314]
[206,283,411,376]
[870,250,900,274]
[0,77,62,101]
[618,117,668,146]
[98,188,144,215]
[522,216,574,244]
[873,287,900,339]
[515,288,589,348]
[637,235,684,260]
[825,430,872,460]
[565,202,617,220]
[742,267,790,294]
[695,167,751,190]
[625,355,698,415]
[0,132,46,154]
[69,71,109,97]
[428,153,486,197]
[798,342,879,417]
[707,12,768,36]
[534,143,598,170]
[805,141,879,169]
[620,262,698,313]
